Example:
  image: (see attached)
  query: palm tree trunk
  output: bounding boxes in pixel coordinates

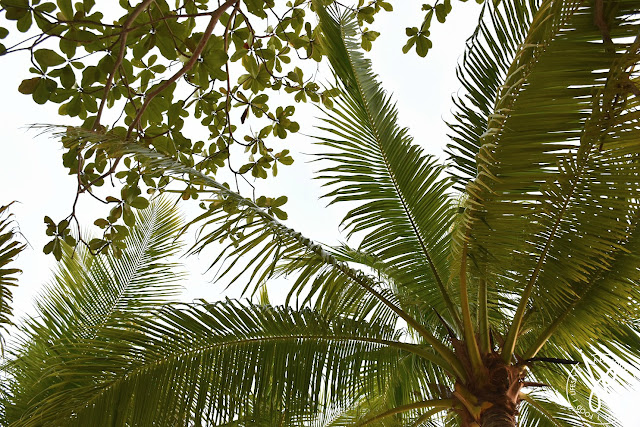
[480,405,516,427]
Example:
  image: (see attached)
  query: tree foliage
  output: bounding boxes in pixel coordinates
[2,0,640,425]
[0,0,461,259]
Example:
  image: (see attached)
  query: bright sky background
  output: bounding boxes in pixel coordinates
[1,2,639,425]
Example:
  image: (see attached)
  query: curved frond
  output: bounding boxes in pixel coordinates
[310,353,453,426]
[523,209,640,361]
[32,198,184,332]
[4,199,185,423]
[14,300,416,426]
[0,203,25,352]
[446,0,540,187]
[314,4,460,329]
[323,244,461,344]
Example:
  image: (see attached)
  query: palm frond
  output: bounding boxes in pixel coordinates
[323,244,462,345]
[52,126,466,378]
[0,203,25,352]
[13,300,417,426]
[522,207,640,362]
[36,198,183,329]
[313,4,460,330]
[518,391,620,427]
[446,0,540,188]
[4,198,185,423]
[452,0,640,360]
[310,353,453,426]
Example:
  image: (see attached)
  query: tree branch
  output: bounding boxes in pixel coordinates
[93,0,155,131]
[126,0,240,137]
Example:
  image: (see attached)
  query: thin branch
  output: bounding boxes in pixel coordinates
[126,0,240,137]
[93,0,154,131]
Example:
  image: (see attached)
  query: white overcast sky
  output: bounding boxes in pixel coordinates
[1,2,639,425]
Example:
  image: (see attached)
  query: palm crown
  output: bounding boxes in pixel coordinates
[3,0,640,425]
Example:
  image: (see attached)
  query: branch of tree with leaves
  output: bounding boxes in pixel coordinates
[0,0,467,259]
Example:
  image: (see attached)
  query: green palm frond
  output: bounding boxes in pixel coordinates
[451,0,640,361]
[516,347,625,427]
[14,300,419,426]
[324,244,463,344]
[52,126,465,378]
[446,0,540,188]
[518,391,619,427]
[312,394,394,427]
[314,4,460,330]
[276,246,399,326]
[309,353,453,426]
[33,198,183,330]
[4,198,185,423]
[0,203,25,352]
[521,208,640,364]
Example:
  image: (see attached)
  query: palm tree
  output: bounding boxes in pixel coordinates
[3,0,640,425]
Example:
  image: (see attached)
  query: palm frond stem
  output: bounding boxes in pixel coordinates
[333,11,462,330]
[478,277,490,354]
[358,398,454,426]
[459,242,485,379]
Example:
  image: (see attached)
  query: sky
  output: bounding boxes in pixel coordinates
[1,1,639,425]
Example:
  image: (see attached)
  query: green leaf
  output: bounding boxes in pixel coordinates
[57,0,74,19]
[33,78,56,104]
[271,207,288,220]
[43,239,55,255]
[52,239,62,260]
[18,77,41,95]
[88,238,106,251]
[129,196,150,210]
[93,218,110,228]
[16,12,33,33]
[402,36,416,54]
[34,49,66,70]
[415,35,432,57]
[123,204,135,227]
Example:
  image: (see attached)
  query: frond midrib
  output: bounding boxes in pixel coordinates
[56,332,420,419]
[337,19,458,327]
[99,207,157,325]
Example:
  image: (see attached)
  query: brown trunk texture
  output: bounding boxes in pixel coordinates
[480,404,517,427]
[454,350,523,427]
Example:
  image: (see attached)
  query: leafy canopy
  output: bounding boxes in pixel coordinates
[0,0,465,259]
[3,0,640,425]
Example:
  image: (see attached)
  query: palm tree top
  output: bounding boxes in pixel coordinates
[3,0,640,425]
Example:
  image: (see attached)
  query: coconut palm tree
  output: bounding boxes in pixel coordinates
[3,0,640,425]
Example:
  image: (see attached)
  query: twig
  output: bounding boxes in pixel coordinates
[127,0,240,137]
[93,0,155,131]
